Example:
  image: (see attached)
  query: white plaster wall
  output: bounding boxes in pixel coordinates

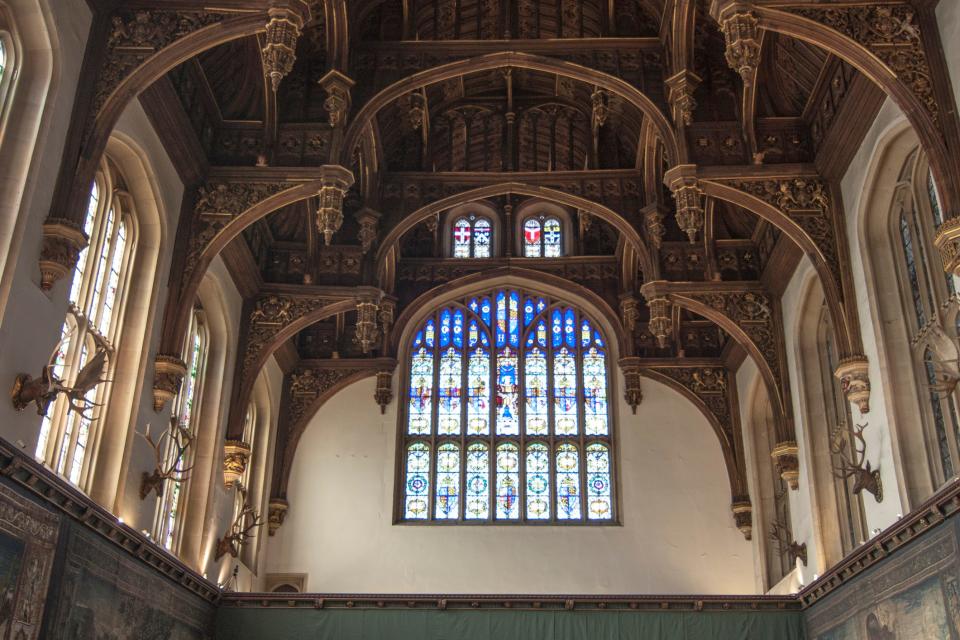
[938,0,960,122]
[267,376,756,595]
[840,98,912,527]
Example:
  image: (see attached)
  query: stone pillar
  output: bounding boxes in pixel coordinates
[152,355,187,412]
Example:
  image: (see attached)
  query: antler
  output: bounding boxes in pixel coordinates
[138,417,196,499]
[215,489,265,560]
[830,423,883,502]
[768,519,807,566]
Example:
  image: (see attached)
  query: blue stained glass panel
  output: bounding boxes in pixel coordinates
[526,443,550,520]
[537,298,547,314]
[404,443,430,519]
[586,444,612,520]
[425,319,436,348]
[440,309,451,348]
[435,443,460,519]
[554,347,578,435]
[581,319,592,347]
[467,344,490,436]
[564,309,576,347]
[496,443,520,520]
[496,292,507,347]
[438,347,462,435]
[453,309,464,348]
[523,298,536,327]
[509,291,520,346]
[525,346,549,436]
[556,444,581,520]
[465,443,490,519]
[408,347,433,435]
[496,346,520,435]
[583,346,608,436]
[551,309,562,347]
[481,297,491,330]
[469,298,479,315]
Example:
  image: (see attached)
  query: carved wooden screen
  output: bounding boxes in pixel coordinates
[399,289,615,524]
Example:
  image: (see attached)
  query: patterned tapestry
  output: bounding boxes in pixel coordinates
[47,524,215,640]
[0,483,59,640]
[805,519,960,639]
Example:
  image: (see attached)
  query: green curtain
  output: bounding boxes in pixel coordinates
[215,607,805,640]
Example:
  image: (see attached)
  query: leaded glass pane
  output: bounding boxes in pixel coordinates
[437,310,462,436]
[900,214,927,328]
[556,444,581,520]
[405,443,431,519]
[526,443,550,520]
[69,183,100,305]
[586,444,612,520]
[583,342,608,436]
[523,219,542,257]
[925,350,956,479]
[525,339,549,436]
[496,443,520,520]
[474,218,491,258]
[435,443,460,519]
[496,346,520,435]
[408,334,434,436]
[554,347,577,436]
[453,218,472,258]
[100,219,127,337]
[544,218,562,257]
[465,443,490,519]
[467,322,491,436]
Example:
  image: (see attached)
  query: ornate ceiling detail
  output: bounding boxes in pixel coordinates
[287,365,365,429]
[262,7,305,92]
[242,293,338,377]
[653,365,734,444]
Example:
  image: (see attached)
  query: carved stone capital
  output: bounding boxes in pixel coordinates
[39,219,87,291]
[315,165,354,245]
[665,70,701,127]
[619,357,643,414]
[719,9,761,86]
[835,356,871,415]
[731,499,752,541]
[262,7,304,92]
[153,355,187,412]
[375,370,393,414]
[664,165,704,243]
[935,217,960,276]
[268,498,289,536]
[357,207,381,254]
[319,69,355,129]
[771,441,800,490]
[223,439,252,488]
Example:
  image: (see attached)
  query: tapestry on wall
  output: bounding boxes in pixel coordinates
[48,525,214,640]
[0,483,59,640]
[805,520,960,640]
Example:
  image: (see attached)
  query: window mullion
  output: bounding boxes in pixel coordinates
[430,314,440,521]
[577,315,587,523]
[547,317,556,524]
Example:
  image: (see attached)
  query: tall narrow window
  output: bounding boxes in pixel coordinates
[398,289,615,523]
[0,39,6,85]
[523,215,563,257]
[451,214,492,258]
[155,307,209,551]
[35,170,135,488]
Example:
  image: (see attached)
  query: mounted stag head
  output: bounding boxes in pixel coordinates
[10,326,110,419]
[831,423,883,502]
[769,520,807,567]
[215,489,264,560]
[139,417,196,499]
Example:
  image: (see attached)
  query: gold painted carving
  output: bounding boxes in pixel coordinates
[268,498,289,536]
[732,500,753,541]
[834,356,871,414]
[720,10,761,86]
[935,217,960,276]
[354,300,380,354]
[153,355,187,412]
[665,165,704,243]
[38,219,87,291]
[665,70,700,127]
[223,439,252,488]
[320,70,355,129]
[771,441,800,490]
[262,8,304,92]
[375,370,393,414]
[619,358,643,414]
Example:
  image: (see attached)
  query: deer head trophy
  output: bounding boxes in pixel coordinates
[138,417,196,499]
[769,520,807,567]
[11,326,110,419]
[215,487,264,561]
[831,423,883,502]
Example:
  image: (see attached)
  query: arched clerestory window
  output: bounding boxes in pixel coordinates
[522,215,563,257]
[154,305,209,552]
[452,214,492,258]
[399,288,615,523]
[35,165,136,488]
[891,149,960,486]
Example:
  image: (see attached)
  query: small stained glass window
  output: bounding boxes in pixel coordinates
[399,288,614,524]
[452,214,493,258]
[523,216,563,257]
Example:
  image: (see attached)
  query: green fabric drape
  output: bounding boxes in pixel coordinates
[214,607,805,640]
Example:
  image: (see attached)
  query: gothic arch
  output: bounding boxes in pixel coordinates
[339,51,681,166]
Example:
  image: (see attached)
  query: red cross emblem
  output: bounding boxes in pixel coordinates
[454,226,471,244]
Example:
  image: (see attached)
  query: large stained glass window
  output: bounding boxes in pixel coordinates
[399,289,615,523]
[452,214,492,258]
[522,215,563,258]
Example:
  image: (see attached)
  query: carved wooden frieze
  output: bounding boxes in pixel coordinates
[242,294,338,377]
[287,366,366,428]
[650,366,734,444]
[784,4,938,125]
[97,10,228,117]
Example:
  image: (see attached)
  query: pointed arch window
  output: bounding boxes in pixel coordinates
[452,214,492,258]
[0,38,6,85]
[399,289,615,524]
[523,215,563,258]
[35,169,135,488]
[154,306,209,551]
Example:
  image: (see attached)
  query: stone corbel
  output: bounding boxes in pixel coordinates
[354,299,380,354]
[935,217,960,277]
[375,369,394,414]
[619,357,643,414]
[38,219,87,291]
[664,70,701,127]
[319,70,355,129]
[268,498,289,536]
[834,356,871,414]
[664,165,704,243]
[223,440,252,488]
[640,282,673,348]
[644,207,666,250]
[261,5,306,92]
[619,294,640,334]
[152,355,187,412]
[356,207,381,254]
[718,8,762,87]
[314,165,354,245]
[731,498,752,541]
[771,441,800,490]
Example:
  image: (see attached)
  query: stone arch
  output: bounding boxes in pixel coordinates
[339,51,681,167]
[374,181,657,289]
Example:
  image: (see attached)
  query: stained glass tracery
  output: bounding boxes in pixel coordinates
[452,214,492,258]
[400,289,614,523]
[523,215,563,257]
